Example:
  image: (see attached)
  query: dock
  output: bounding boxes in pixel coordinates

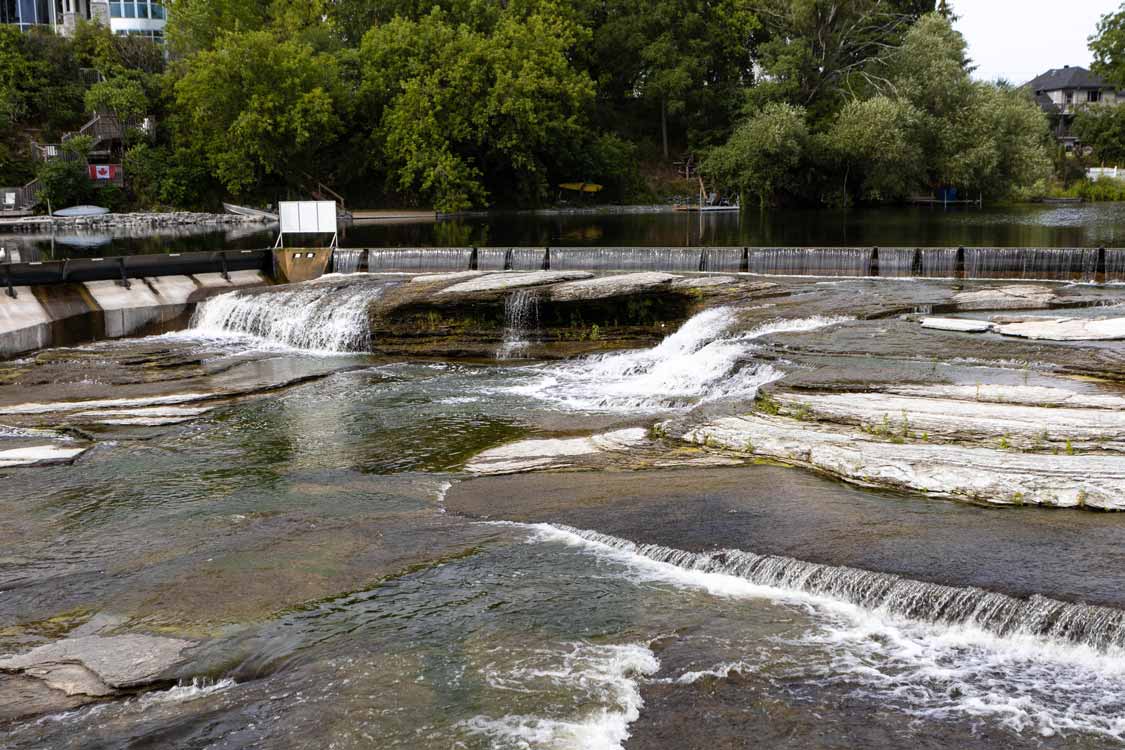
[348,209,438,224]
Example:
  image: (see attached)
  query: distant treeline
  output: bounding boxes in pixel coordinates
[0,1,1071,211]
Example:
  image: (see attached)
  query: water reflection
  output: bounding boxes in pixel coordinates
[5,203,1125,261]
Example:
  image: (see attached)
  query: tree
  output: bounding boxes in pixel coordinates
[749,0,933,122]
[823,96,924,203]
[85,77,148,148]
[1073,105,1125,165]
[173,30,345,196]
[701,102,808,207]
[358,7,597,212]
[1091,4,1125,90]
[35,136,95,210]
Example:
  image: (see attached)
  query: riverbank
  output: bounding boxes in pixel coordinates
[0,212,275,233]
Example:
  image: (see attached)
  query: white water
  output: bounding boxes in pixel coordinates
[190,282,386,353]
[497,289,540,360]
[527,523,1125,742]
[462,642,659,750]
[507,309,850,412]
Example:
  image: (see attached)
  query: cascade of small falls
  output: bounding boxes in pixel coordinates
[555,525,1125,654]
[747,247,873,277]
[332,249,365,274]
[365,248,473,272]
[963,247,1099,282]
[190,282,386,352]
[919,247,960,277]
[550,247,704,272]
[875,248,918,278]
[1106,248,1125,283]
[497,289,540,359]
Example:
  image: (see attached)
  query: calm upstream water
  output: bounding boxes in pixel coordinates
[4,277,1125,748]
[7,203,1125,260]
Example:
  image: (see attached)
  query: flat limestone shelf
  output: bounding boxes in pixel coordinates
[770,390,1125,452]
[682,414,1125,510]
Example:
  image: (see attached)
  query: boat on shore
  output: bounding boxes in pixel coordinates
[223,202,279,221]
[53,205,110,218]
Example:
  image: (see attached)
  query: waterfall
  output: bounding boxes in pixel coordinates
[963,247,1099,282]
[702,247,746,273]
[550,247,704,272]
[476,248,509,271]
[332,249,365,274]
[876,248,917,278]
[190,281,386,352]
[1107,248,1125,283]
[508,310,849,412]
[919,247,959,278]
[497,289,540,360]
[511,247,549,270]
[747,248,874,277]
[365,248,473,272]
[544,525,1125,655]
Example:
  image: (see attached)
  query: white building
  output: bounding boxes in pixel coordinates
[1,0,166,43]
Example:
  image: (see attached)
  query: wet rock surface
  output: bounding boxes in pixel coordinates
[4,272,1125,745]
[0,634,193,722]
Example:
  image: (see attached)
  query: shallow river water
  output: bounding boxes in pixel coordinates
[3,275,1125,749]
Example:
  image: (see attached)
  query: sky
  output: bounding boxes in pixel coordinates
[954,0,1115,84]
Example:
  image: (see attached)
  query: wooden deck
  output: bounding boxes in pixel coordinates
[349,209,437,224]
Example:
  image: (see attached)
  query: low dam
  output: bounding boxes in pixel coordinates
[2,244,1124,357]
[357,245,1124,282]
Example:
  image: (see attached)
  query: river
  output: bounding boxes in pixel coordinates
[2,269,1125,748]
[6,203,1125,260]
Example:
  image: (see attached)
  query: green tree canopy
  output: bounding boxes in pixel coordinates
[358,7,598,212]
[173,30,345,196]
[701,102,808,207]
[1091,4,1125,90]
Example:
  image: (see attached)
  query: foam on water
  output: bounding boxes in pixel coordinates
[506,309,849,412]
[525,523,1125,742]
[190,283,386,353]
[461,642,659,750]
[139,678,237,707]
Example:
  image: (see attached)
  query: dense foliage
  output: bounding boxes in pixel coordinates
[0,1,1062,210]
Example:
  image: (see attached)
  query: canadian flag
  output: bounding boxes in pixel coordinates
[89,164,119,180]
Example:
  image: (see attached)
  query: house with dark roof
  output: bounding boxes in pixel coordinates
[1025,66,1122,150]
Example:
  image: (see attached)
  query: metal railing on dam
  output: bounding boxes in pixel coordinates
[1,249,271,295]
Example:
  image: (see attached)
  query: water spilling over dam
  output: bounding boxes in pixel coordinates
[344,245,1125,282]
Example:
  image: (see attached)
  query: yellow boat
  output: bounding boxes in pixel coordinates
[558,182,604,193]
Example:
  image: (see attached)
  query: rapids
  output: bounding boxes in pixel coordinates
[3,275,1125,749]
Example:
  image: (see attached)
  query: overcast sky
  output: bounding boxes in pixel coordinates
[954,0,1116,84]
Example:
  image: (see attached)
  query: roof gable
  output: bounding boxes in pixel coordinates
[1025,66,1111,92]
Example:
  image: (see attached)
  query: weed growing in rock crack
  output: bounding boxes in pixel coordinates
[648,423,667,440]
[999,434,1011,450]
[793,403,814,422]
[756,392,781,415]
[744,439,756,454]
[1012,492,1026,507]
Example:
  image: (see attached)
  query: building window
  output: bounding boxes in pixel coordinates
[1065,92,1074,104]
[1089,90,1102,103]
